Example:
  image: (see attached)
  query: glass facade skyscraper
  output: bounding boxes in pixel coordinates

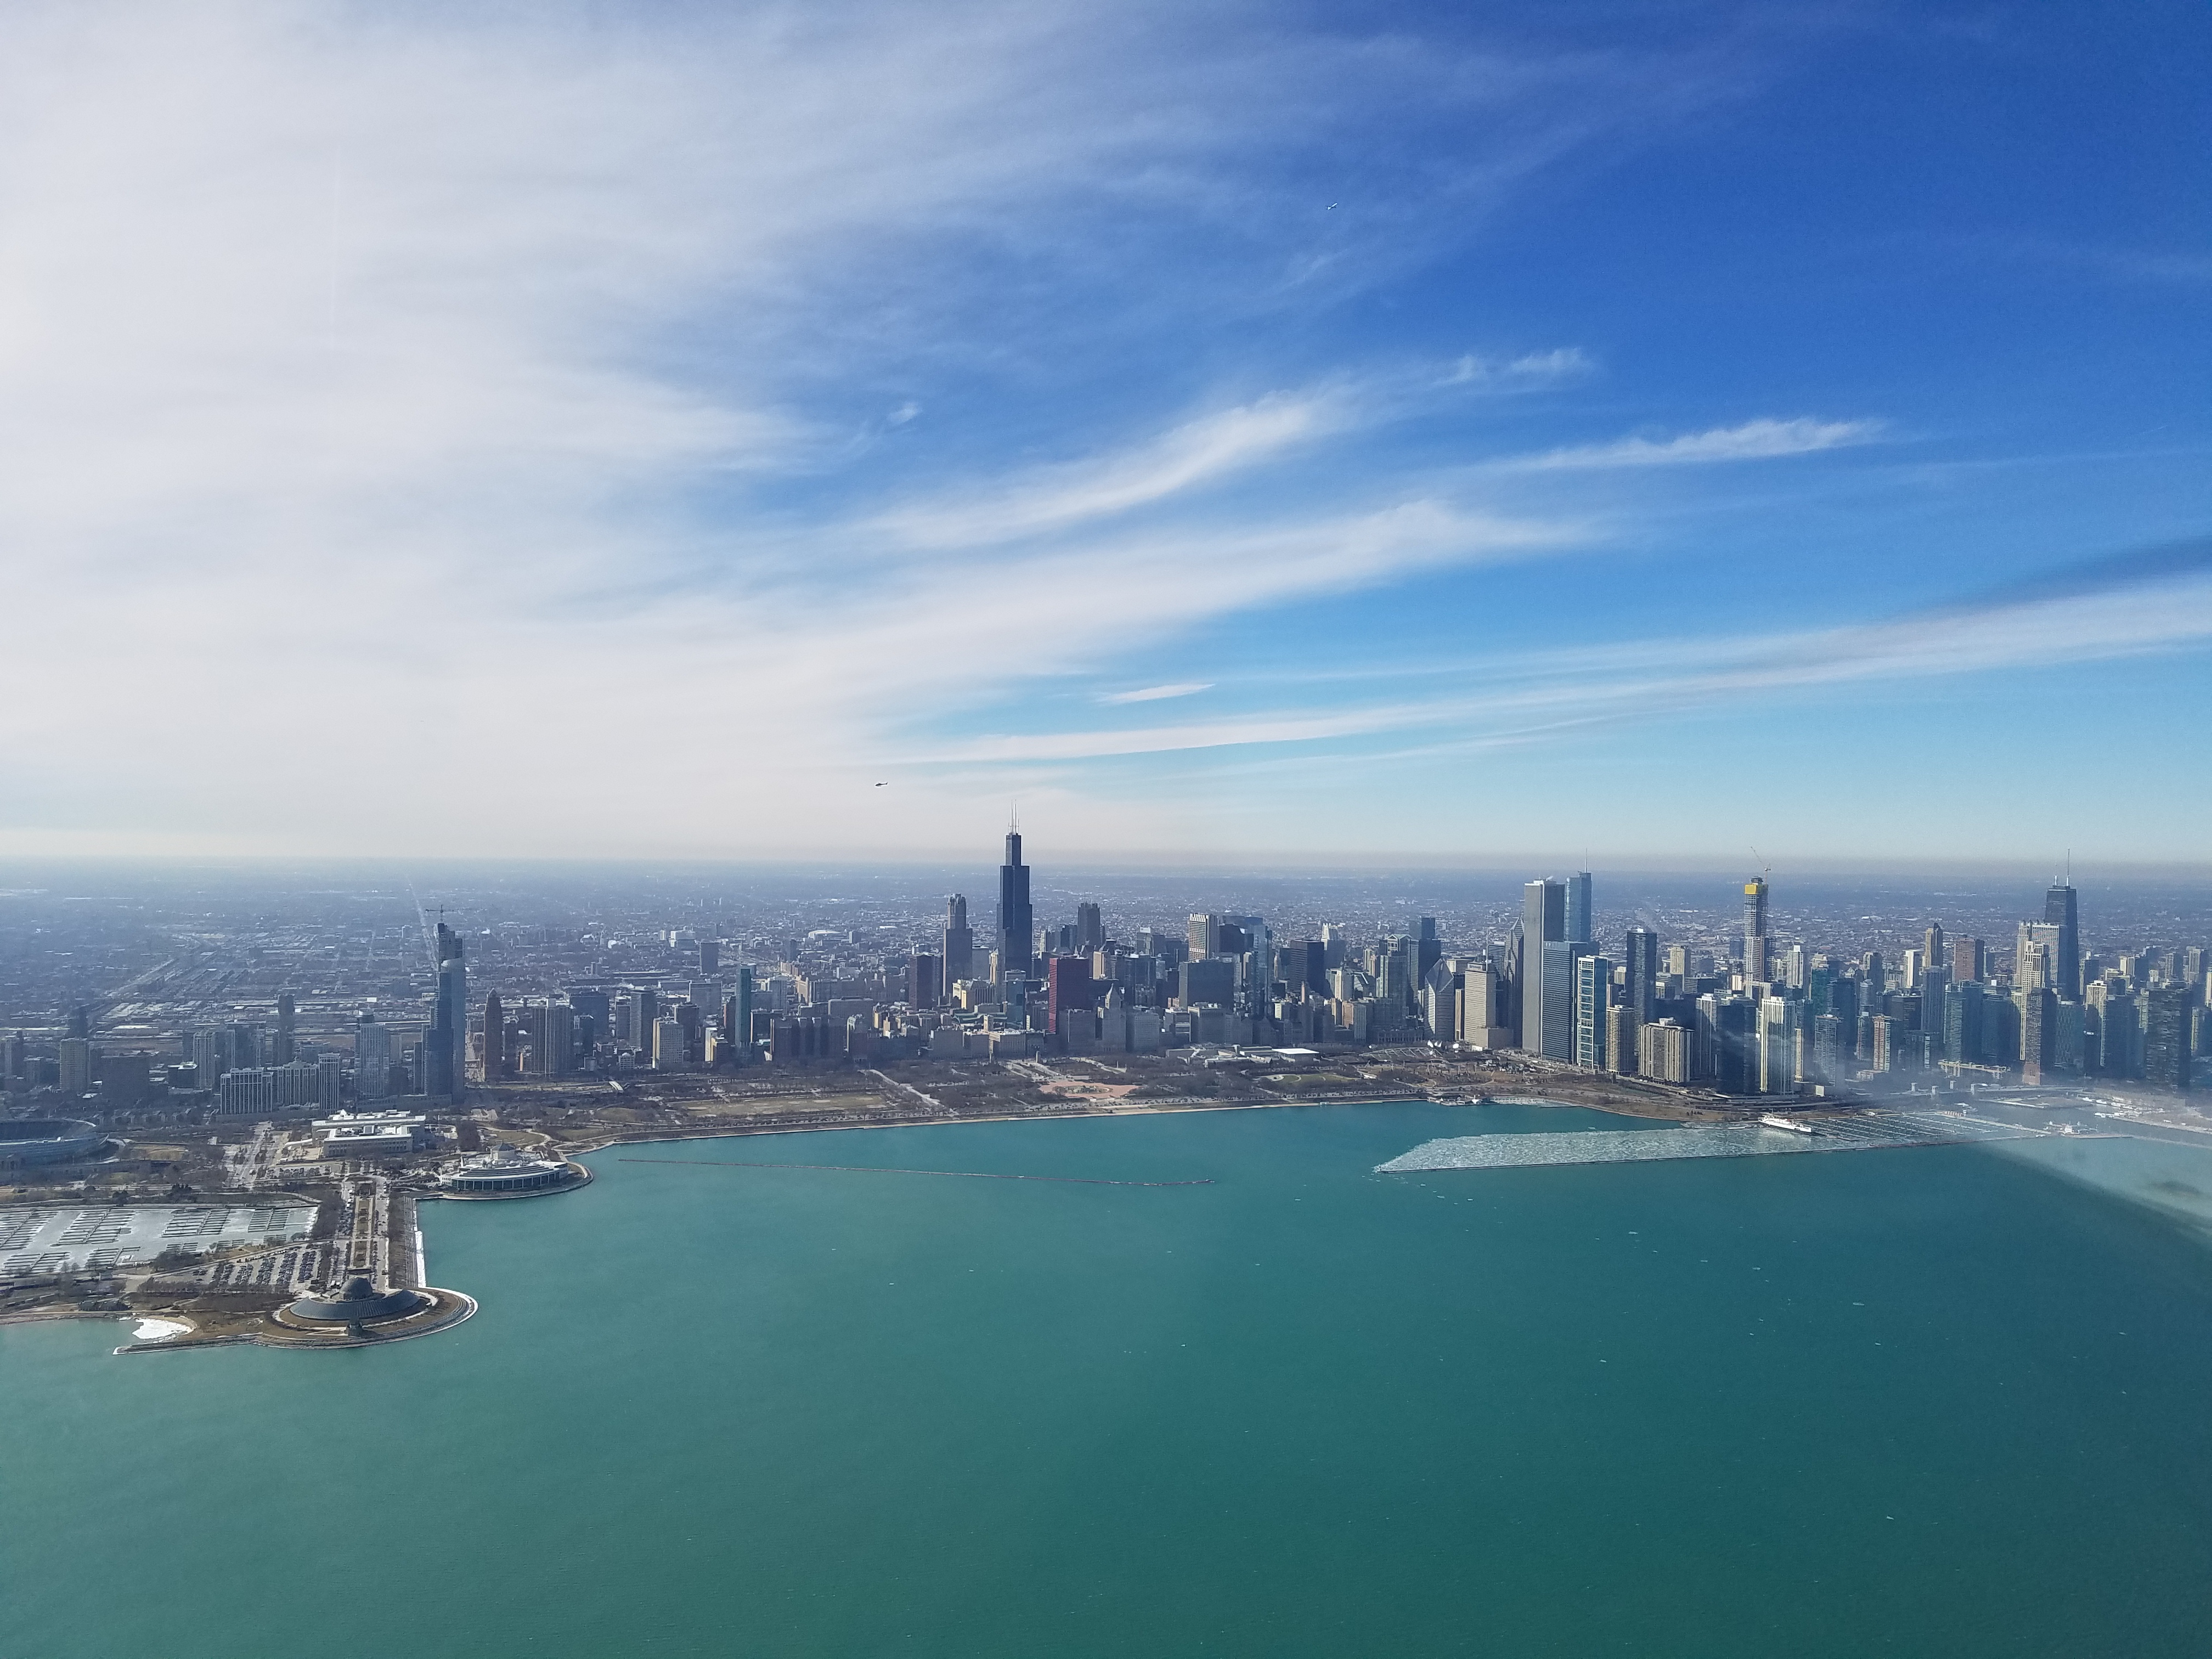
[1522,879,1568,1059]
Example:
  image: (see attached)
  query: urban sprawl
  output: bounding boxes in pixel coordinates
[7,836,2205,1126]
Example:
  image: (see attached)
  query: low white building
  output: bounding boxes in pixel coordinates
[313,1109,428,1158]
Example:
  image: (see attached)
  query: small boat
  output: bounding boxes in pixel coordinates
[1758,1114,1814,1135]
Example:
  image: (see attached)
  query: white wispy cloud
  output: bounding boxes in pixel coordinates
[1099,682,1214,704]
[919,562,2212,764]
[1510,416,1882,471]
[1441,347,1594,387]
[871,390,1353,549]
[0,3,1893,859]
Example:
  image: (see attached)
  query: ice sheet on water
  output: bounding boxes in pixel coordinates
[1376,1111,2039,1173]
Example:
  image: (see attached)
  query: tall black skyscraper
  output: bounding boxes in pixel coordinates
[2044,882,2081,1001]
[996,832,1032,984]
[2143,984,2193,1091]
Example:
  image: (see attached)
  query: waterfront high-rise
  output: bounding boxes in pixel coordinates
[1565,874,1593,947]
[1573,954,1611,1070]
[1523,879,1570,1060]
[1942,981,1983,1067]
[1701,992,1756,1092]
[1544,952,1581,1058]
[2044,882,2081,1000]
[1757,995,1801,1094]
[1622,927,1658,1026]
[996,832,1032,985]
[1742,878,1770,982]
[2144,985,2193,1090]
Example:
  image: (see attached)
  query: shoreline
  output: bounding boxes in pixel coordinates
[0,1096,1726,1353]
[550,1089,1678,1162]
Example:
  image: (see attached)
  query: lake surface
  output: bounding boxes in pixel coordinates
[7,1101,2212,1657]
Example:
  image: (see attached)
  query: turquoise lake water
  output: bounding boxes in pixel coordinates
[7,1101,2212,1657]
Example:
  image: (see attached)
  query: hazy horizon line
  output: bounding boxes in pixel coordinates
[2,851,2207,881]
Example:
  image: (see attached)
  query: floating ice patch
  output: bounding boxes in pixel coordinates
[1376,1110,2049,1173]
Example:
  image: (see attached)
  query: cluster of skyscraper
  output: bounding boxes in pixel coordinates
[458,845,2207,1090]
[1466,873,2204,1094]
[9,842,2204,1110]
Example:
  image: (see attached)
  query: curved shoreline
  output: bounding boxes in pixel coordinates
[28,1098,1606,1358]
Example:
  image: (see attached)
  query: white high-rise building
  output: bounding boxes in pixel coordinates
[1458,961,1509,1049]
[1757,996,1801,1094]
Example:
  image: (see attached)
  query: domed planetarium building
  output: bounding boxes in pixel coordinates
[281,1275,430,1330]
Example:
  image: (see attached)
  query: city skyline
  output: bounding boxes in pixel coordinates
[7,11,2211,1652]
[9,824,2203,1099]
[0,5,2205,863]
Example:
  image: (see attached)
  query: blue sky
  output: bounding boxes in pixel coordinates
[0,2,2205,864]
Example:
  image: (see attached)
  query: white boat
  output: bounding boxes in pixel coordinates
[1758,1114,1815,1135]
